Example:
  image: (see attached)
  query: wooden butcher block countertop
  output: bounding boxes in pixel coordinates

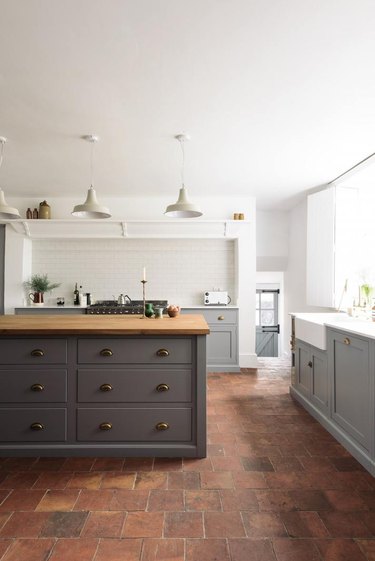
[0,314,210,335]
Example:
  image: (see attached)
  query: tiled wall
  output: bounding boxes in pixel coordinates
[31,239,235,306]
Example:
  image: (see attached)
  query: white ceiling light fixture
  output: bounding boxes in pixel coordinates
[165,133,202,218]
[72,134,111,219]
[0,137,21,220]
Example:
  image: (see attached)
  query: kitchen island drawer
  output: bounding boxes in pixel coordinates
[0,408,67,441]
[77,338,192,364]
[77,369,192,403]
[77,407,192,442]
[0,370,67,403]
[0,339,67,365]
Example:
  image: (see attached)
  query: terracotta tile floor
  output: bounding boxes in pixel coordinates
[0,358,373,560]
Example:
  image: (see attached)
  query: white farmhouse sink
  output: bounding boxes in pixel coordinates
[294,313,351,350]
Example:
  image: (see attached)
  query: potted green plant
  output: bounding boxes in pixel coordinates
[24,274,61,305]
[361,283,373,308]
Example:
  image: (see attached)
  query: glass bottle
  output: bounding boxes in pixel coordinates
[73,283,80,305]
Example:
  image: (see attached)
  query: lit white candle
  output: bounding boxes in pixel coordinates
[143,267,146,281]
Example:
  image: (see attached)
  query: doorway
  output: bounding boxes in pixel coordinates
[256,289,279,357]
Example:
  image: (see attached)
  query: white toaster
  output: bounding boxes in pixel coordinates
[204,291,230,305]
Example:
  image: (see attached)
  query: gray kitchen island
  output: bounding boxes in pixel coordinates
[0,314,209,458]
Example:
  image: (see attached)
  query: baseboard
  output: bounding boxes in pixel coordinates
[239,353,259,368]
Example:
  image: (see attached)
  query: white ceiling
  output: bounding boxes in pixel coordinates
[1,0,375,210]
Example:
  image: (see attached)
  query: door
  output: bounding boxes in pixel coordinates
[255,289,279,357]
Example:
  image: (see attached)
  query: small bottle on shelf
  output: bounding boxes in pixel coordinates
[26,208,32,219]
[32,208,39,219]
[73,283,80,305]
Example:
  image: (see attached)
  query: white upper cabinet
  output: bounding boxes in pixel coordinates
[306,186,358,308]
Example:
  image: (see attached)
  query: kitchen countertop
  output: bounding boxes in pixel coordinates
[0,314,210,335]
[292,312,375,341]
[324,319,375,340]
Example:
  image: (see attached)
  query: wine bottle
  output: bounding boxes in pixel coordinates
[73,283,80,305]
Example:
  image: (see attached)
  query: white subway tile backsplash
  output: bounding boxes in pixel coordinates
[32,239,235,306]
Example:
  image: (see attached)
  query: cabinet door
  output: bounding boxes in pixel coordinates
[310,348,328,414]
[331,331,370,450]
[295,341,311,398]
[207,326,237,366]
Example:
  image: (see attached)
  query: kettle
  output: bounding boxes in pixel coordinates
[118,294,131,305]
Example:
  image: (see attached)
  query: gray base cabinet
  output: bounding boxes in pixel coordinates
[294,340,328,414]
[330,330,372,452]
[291,328,375,476]
[182,308,239,371]
[0,334,207,458]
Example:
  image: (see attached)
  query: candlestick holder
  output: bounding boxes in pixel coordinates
[141,280,147,318]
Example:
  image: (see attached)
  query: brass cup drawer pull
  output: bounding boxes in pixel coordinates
[100,348,113,357]
[100,383,113,392]
[31,383,44,392]
[218,315,225,321]
[99,422,113,431]
[30,349,44,357]
[156,383,170,392]
[344,337,351,345]
[156,422,169,431]
[156,348,169,357]
[30,422,44,431]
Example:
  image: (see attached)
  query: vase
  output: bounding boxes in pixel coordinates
[29,292,44,305]
[145,303,154,318]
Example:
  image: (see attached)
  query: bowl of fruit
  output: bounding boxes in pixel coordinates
[167,305,180,318]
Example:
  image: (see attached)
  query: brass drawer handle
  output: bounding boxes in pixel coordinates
[344,337,350,345]
[156,383,170,392]
[308,361,313,368]
[31,383,44,392]
[30,422,44,431]
[156,422,169,431]
[99,422,113,431]
[218,315,225,321]
[100,383,113,392]
[156,348,169,357]
[31,349,44,357]
[100,348,113,357]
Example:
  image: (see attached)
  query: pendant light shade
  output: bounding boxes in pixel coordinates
[0,137,21,220]
[72,135,111,219]
[165,186,202,218]
[164,133,202,218]
[72,186,111,218]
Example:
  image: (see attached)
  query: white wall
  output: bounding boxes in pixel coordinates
[283,199,333,355]
[31,238,235,306]
[256,210,288,271]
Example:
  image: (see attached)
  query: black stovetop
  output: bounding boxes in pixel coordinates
[86,300,168,315]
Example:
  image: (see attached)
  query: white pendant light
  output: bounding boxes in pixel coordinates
[72,135,111,219]
[0,137,21,220]
[165,133,202,218]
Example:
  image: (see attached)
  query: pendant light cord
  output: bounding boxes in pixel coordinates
[90,140,95,188]
[179,138,185,188]
[0,140,4,172]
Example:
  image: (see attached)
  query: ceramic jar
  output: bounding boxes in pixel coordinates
[39,200,51,219]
